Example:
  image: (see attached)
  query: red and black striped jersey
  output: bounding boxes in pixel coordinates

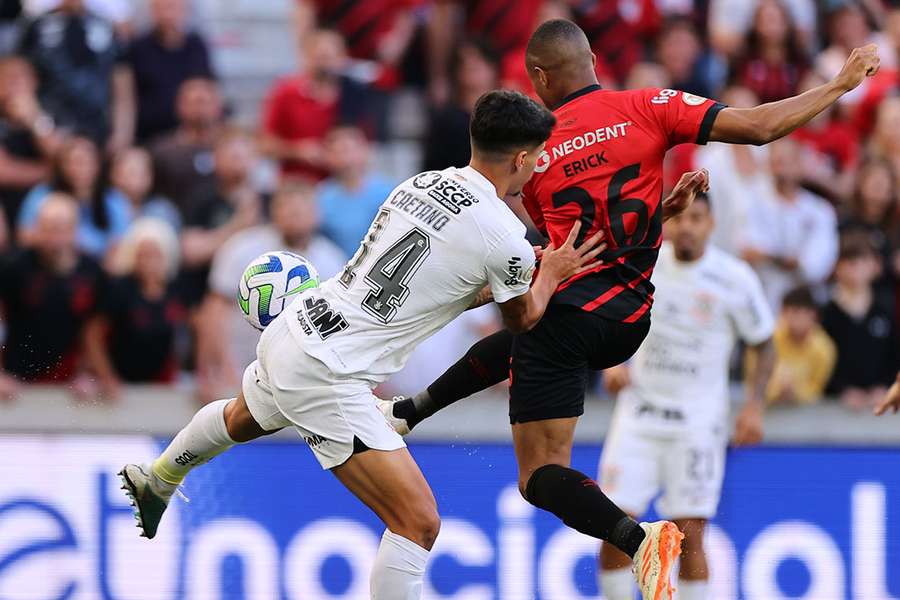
[522,85,724,323]
[312,0,420,61]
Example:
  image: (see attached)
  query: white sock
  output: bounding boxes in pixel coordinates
[151,398,236,491]
[600,566,635,600]
[677,579,708,600]
[370,529,430,600]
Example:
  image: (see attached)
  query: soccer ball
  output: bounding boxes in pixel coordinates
[238,251,320,330]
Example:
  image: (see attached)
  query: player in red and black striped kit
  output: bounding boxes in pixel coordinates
[385,19,880,600]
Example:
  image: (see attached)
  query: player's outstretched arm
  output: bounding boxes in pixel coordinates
[874,372,900,416]
[709,45,880,146]
[497,222,606,334]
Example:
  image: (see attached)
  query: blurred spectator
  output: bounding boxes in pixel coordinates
[180,128,262,306]
[708,0,816,57]
[742,137,838,310]
[792,72,859,202]
[0,55,60,228]
[868,96,900,181]
[318,125,395,257]
[573,0,660,85]
[695,86,770,256]
[840,158,900,312]
[149,77,222,216]
[762,286,836,405]
[823,232,900,410]
[19,0,135,151]
[733,0,808,104]
[297,0,418,91]
[816,3,891,99]
[260,28,371,181]
[110,146,180,230]
[427,0,542,104]
[17,136,131,258]
[126,0,215,143]
[198,182,345,401]
[0,0,21,54]
[422,37,499,172]
[0,193,104,384]
[84,217,185,398]
[26,0,136,37]
[624,61,671,90]
[655,17,722,99]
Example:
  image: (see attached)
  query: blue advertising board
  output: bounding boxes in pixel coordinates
[0,435,897,599]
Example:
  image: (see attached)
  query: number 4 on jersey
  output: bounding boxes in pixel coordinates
[340,208,432,324]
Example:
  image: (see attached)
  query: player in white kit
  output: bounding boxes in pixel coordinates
[117,90,613,600]
[597,193,776,600]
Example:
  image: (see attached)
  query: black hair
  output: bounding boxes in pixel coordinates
[470,90,556,157]
[782,286,817,311]
[451,36,501,80]
[51,136,109,231]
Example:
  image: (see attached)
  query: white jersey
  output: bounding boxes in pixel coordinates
[619,243,774,428]
[286,166,534,382]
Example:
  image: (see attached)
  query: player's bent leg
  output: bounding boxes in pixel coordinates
[512,418,648,556]
[673,518,709,600]
[388,329,513,432]
[332,447,439,600]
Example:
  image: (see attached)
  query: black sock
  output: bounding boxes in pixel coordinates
[525,464,646,557]
[393,329,513,429]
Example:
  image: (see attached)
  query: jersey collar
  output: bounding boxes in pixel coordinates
[556,84,602,110]
[459,165,501,199]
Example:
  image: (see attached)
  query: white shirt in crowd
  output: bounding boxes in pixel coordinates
[287,166,535,384]
[694,142,770,256]
[208,225,346,370]
[742,184,838,311]
[619,242,775,431]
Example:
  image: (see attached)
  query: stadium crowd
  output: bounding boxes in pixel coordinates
[0,0,897,410]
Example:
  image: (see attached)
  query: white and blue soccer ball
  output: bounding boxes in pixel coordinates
[238,251,320,330]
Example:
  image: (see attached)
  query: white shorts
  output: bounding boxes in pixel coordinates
[599,405,727,520]
[242,316,405,470]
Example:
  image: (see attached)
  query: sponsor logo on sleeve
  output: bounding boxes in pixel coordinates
[682,92,708,106]
[504,256,534,287]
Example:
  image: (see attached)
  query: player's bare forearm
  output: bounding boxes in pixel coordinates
[709,45,880,145]
[744,338,775,407]
[466,286,494,311]
[498,269,556,334]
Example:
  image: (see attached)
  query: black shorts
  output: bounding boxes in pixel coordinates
[509,304,650,424]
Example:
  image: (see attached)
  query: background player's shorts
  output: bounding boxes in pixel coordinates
[242,315,405,470]
[599,406,727,519]
[509,305,650,423]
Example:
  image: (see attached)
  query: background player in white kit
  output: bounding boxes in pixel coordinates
[117,90,612,600]
[598,193,776,600]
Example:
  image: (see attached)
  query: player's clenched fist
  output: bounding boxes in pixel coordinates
[835,44,880,91]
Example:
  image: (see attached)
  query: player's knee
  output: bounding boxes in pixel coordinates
[399,501,441,549]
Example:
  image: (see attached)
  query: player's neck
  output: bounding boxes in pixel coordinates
[467,159,509,199]
[553,75,601,109]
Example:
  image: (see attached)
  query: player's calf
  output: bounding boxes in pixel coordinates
[674,518,709,600]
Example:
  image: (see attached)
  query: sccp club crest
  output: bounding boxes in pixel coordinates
[413,171,443,189]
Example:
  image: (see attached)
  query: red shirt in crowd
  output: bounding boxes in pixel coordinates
[522,85,722,322]
[261,75,337,181]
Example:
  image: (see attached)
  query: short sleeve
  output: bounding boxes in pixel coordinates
[638,88,726,148]
[485,232,536,304]
[731,263,775,345]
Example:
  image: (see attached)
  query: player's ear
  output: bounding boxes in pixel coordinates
[514,150,528,171]
[591,52,597,69]
[533,65,549,89]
